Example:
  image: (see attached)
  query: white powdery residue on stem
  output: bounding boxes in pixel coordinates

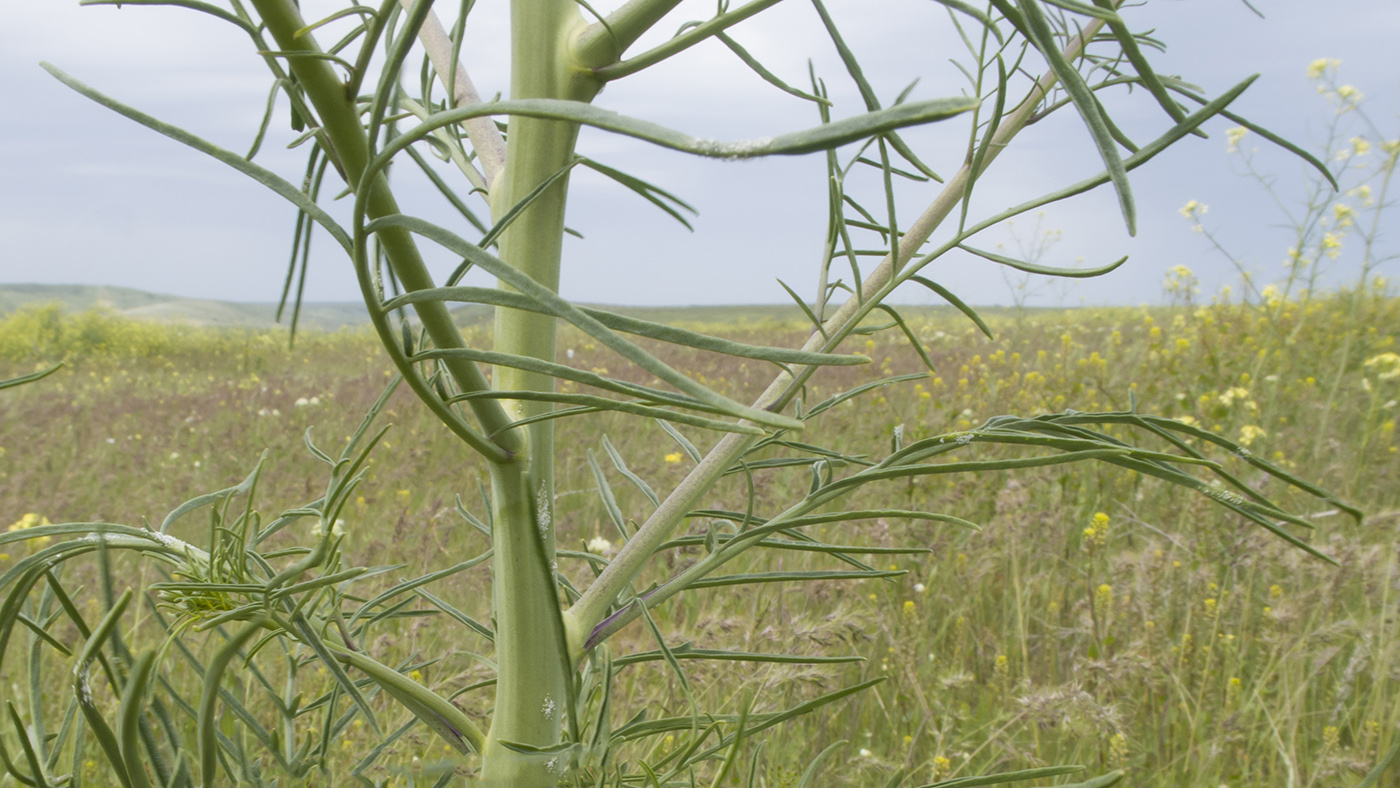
[696,137,773,160]
[536,484,552,538]
[1206,487,1246,506]
[541,694,556,720]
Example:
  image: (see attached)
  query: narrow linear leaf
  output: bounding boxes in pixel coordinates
[0,364,63,392]
[387,286,866,367]
[1169,85,1338,189]
[388,95,979,165]
[603,435,661,508]
[292,615,381,735]
[931,0,1004,41]
[908,276,994,339]
[1016,0,1135,232]
[1354,737,1400,788]
[796,740,848,788]
[579,156,697,230]
[917,764,1084,788]
[4,701,49,788]
[946,76,1258,249]
[657,420,703,464]
[588,449,630,540]
[956,245,1128,279]
[41,64,352,253]
[197,617,266,788]
[117,651,157,788]
[1039,0,1120,22]
[686,569,904,589]
[716,32,830,105]
[612,645,863,668]
[78,0,256,34]
[368,214,804,430]
[685,678,884,763]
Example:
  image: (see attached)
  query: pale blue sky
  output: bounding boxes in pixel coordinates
[1,0,1396,307]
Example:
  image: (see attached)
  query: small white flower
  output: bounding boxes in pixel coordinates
[586,535,614,554]
[169,452,180,460]
[105,438,116,444]
[858,748,873,758]
[913,583,926,593]
[312,519,346,538]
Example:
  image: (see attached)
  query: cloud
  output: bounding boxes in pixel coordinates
[3,0,1397,307]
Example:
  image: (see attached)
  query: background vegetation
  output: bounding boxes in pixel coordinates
[3,280,1395,786]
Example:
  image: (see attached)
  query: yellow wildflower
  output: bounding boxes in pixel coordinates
[1083,512,1110,553]
[1307,58,1338,79]
[1334,202,1355,228]
[664,451,683,463]
[1238,424,1267,447]
[1095,584,1114,617]
[1225,126,1248,151]
[1321,232,1342,258]
[1363,352,1400,380]
[7,513,53,548]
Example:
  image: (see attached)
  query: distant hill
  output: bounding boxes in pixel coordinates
[0,284,838,331]
[0,284,372,332]
[0,282,1062,332]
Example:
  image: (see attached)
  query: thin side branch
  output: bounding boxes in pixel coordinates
[563,13,1111,650]
[402,0,507,186]
[591,0,790,81]
[574,0,685,68]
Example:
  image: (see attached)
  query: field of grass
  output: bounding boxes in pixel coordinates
[1,288,1398,787]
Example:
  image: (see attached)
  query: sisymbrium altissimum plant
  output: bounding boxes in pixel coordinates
[0,2,1364,787]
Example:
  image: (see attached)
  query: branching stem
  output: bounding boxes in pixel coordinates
[565,14,1111,648]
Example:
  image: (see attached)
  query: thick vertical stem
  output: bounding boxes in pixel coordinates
[248,0,518,457]
[482,1,599,785]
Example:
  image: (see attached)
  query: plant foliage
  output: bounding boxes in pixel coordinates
[1,1,1371,787]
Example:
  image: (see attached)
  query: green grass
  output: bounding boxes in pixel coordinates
[1,289,1397,787]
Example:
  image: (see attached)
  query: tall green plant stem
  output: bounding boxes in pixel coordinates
[247,0,518,461]
[246,1,589,782]
[564,15,1110,650]
[483,1,599,784]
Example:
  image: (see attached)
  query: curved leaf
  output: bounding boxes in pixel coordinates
[383,286,868,367]
[378,95,979,166]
